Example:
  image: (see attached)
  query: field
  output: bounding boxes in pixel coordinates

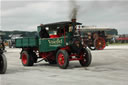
[0,45,128,85]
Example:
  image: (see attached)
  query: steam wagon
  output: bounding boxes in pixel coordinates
[81,27,118,50]
[84,31,107,50]
[15,19,92,69]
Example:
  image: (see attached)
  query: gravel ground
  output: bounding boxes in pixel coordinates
[0,45,128,85]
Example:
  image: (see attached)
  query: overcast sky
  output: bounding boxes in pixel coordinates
[1,0,128,34]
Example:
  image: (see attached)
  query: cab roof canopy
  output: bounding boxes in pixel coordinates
[41,21,82,27]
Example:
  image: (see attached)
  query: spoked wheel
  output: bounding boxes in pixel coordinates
[56,50,69,69]
[94,37,106,50]
[79,48,92,67]
[0,54,7,74]
[21,51,34,66]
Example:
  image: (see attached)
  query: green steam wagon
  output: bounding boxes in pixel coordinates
[16,19,92,69]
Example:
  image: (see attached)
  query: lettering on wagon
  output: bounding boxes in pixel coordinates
[48,39,63,46]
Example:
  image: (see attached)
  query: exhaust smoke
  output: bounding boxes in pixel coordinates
[69,0,79,20]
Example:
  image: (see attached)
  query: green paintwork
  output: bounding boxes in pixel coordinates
[16,37,38,48]
[39,37,66,52]
[16,36,70,52]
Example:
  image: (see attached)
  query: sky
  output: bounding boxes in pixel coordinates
[0,0,128,34]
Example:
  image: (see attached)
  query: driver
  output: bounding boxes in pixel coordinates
[39,26,50,38]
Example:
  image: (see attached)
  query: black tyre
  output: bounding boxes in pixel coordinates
[21,51,34,66]
[0,54,7,74]
[31,52,38,63]
[56,50,69,69]
[79,48,92,67]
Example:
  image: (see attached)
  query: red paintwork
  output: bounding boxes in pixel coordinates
[58,53,65,66]
[116,37,128,40]
[39,52,55,60]
[69,54,79,57]
[39,52,48,59]
[61,46,70,51]
[22,53,27,65]
[80,56,86,64]
[50,35,60,38]
[64,26,66,43]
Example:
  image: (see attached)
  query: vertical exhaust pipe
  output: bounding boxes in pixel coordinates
[71,19,76,35]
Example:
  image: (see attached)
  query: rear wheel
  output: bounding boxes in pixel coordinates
[79,48,92,67]
[56,50,69,69]
[21,51,34,66]
[0,54,7,74]
[94,37,106,50]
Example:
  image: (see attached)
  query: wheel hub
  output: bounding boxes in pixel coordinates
[95,37,106,50]
[22,53,27,65]
[58,53,65,66]
[98,42,102,45]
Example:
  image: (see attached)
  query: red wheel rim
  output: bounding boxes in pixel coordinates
[22,53,27,65]
[95,37,106,50]
[58,53,65,66]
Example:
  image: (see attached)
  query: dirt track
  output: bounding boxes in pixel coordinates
[0,45,128,85]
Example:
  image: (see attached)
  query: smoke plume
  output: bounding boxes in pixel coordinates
[69,0,79,20]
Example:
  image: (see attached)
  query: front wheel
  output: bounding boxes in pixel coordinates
[0,54,7,74]
[79,48,92,67]
[56,50,69,69]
